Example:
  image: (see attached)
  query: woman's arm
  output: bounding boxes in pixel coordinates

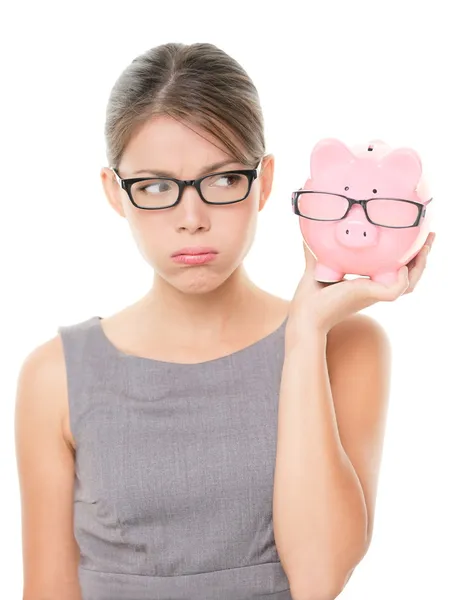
[273,313,391,600]
[15,336,82,600]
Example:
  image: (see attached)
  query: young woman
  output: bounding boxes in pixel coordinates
[15,42,434,600]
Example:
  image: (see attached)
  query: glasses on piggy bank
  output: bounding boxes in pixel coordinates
[291,138,434,285]
[292,190,432,228]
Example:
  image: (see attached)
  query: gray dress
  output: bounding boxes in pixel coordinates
[57,315,293,600]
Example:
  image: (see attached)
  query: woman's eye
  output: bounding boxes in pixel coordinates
[215,175,238,187]
[141,181,171,194]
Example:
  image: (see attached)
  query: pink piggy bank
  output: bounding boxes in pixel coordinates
[292,138,433,285]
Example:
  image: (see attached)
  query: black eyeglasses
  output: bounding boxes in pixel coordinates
[111,162,261,210]
[291,189,433,229]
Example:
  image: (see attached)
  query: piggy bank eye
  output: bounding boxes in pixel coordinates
[344,186,349,191]
[373,189,378,194]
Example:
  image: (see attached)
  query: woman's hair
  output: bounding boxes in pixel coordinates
[104,42,266,170]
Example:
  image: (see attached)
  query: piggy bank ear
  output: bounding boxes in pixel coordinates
[310,138,355,178]
[379,148,422,187]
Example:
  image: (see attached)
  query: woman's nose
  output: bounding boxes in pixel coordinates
[175,185,211,231]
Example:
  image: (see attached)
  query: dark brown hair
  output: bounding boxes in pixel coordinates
[104,42,266,170]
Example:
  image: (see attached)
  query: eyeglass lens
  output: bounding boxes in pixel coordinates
[130,172,251,208]
[297,192,420,227]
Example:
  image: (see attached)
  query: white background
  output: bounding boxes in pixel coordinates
[2,0,449,598]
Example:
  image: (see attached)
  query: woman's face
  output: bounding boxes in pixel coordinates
[101,115,274,294]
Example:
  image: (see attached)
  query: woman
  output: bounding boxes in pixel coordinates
[15,42,434,600]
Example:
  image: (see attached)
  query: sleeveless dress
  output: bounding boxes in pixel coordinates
[57,315,293,600]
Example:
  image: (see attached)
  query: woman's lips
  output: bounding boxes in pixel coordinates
[171,253,217,265]
[171,246,218,257]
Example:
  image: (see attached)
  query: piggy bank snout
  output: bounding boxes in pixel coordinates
[335,218,379,248]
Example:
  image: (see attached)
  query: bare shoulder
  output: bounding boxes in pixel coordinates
[16,332,74,451]
[15,334,81,597]
[326,313,391,373]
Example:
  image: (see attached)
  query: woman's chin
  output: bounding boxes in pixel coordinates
[165,268,228,295]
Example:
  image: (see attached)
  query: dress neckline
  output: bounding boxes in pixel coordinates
[91,314,288,368]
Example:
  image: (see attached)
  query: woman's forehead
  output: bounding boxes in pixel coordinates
[120,116,244,178]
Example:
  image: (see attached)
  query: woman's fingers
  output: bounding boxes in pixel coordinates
[344,266,408,304]
[404,239,432,294]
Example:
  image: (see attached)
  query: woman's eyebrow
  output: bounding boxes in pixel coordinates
[132,160,241,178]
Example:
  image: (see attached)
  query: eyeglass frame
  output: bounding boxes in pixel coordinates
[291,189,433,229]
[110,161,262,210]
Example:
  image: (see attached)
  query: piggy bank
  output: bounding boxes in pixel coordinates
[292,138,433,285]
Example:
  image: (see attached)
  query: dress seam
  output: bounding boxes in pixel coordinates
[79,560,283,578]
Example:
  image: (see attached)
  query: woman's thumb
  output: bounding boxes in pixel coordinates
[302,240,317,274]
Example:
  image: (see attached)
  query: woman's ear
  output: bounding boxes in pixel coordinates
[100,167,127,218]
[258,154,274,211]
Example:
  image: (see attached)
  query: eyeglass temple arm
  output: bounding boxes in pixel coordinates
[110,167,122,185]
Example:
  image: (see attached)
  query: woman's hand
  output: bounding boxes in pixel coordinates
[286,231,436,338]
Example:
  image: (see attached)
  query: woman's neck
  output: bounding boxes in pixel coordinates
[138,266,268,340]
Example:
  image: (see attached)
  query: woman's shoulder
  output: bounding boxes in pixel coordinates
[15,335,80,594]
[326,314,391,381]
[327,314,390,353]
[16,332,75,451]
